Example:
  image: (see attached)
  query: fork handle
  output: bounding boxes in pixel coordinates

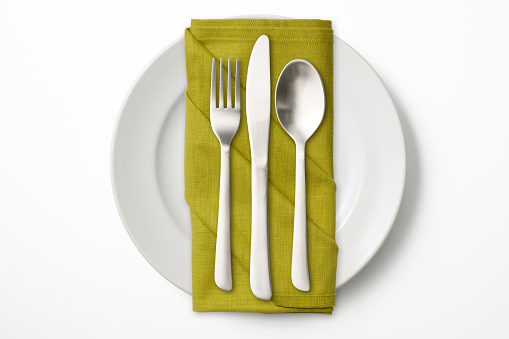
[250,163,272,300]
[214,144,232,291]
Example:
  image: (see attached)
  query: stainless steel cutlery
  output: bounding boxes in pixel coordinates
[209,36,324,298]
[246,35,272,300]
[275,59,325,291]
[210,57,241,291]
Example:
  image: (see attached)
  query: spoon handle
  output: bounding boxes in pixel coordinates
[250,163,272,300]
[214,144,232,291]
[292,142,310,291]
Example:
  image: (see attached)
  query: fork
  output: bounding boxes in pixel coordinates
[210,57,241,291]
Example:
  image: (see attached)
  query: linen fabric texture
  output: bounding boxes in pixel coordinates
[184,19,337,314]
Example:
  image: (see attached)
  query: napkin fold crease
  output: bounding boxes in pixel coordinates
[184,19,337,314]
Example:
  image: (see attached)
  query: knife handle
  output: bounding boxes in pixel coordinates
[214,145,232,291]
[250,163,272,300]
[292,142,310,291]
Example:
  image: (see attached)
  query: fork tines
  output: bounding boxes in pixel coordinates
[210,57,240,110]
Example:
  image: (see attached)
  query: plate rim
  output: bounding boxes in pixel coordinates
[335,38,407,288]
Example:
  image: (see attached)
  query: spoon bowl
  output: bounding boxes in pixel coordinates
[275,60,325,143]
[275,59,326,292]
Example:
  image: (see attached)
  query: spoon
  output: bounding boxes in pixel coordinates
[275,59,325,291]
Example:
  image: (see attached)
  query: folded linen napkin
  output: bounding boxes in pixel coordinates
[184,19,337,314]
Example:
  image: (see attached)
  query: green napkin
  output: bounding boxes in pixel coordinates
[184,19,337,314]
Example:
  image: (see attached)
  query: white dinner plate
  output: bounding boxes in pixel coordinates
[111,32,406,293]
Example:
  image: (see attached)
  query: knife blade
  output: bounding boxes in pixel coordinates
[246,34,272,301]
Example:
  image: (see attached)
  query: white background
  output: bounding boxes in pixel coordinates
[1,0,509,338]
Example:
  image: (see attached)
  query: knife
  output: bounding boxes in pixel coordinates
[246,35,272,300]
